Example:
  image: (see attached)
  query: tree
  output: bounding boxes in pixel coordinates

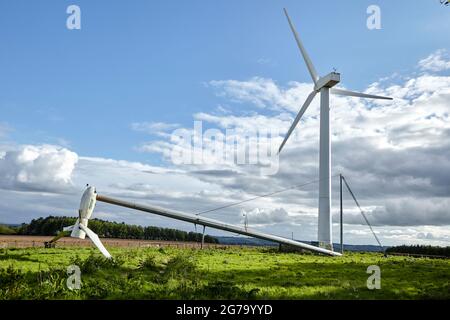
[16,216,218,243]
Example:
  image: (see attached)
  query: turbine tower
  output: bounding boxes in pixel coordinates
[279,9,392,250]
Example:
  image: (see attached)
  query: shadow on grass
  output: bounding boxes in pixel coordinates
[0,252,41,264]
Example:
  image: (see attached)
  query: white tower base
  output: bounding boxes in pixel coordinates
[318,87,332,250]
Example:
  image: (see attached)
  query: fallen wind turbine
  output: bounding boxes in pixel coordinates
[58,186,341,259]
[279,8,393,249]
[54,9,393,259]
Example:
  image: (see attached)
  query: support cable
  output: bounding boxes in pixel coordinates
[194,174,340,216]
[341,176,385,253]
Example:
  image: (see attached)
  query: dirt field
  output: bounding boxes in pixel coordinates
[0,235,230,249]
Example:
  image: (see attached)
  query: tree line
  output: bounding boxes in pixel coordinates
[12,216,218,243]
[386,245,450,257]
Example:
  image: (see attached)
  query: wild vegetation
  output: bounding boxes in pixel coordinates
[0,246,448,300]
[9,216,218,243]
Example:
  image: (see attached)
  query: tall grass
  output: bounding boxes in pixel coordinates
[0,247,448,300]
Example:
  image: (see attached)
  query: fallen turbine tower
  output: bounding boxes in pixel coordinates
[63,186,341,258]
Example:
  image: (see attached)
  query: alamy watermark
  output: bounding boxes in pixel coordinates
[66,264,81,290]
[367,5,382,30]
[66,5,81,30]
[366,265,381,290]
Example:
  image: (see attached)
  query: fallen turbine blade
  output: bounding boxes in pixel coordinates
[79,224,112,259]
[279,91,317,153]
[331,88,393,100]
[284,8,319,84]
[63,225,75,232]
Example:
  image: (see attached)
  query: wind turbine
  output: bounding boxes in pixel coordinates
[279,8,392,250]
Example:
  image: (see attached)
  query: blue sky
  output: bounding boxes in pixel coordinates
[1,0,448,163]
[0,1,449,246]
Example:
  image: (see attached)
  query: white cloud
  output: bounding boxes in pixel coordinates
[138,51,450,236]
[343,198,450,227]
[131,121,179,135]
[242,207,292,226]
[208,77,313,113]
[418,49,450,72]
[1,50,450,247]
[0,145,78,192]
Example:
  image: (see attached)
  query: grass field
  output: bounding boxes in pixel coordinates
[0,246,449,300]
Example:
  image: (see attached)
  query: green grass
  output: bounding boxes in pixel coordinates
[0,246,449,300]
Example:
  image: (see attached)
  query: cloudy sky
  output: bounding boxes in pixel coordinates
[0,1,449,246]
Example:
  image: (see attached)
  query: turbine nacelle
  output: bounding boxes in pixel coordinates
[70,185,97,239]
[314,72,341,91]
[62,185,112,259]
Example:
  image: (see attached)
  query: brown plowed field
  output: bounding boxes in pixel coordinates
[0,235,231,249]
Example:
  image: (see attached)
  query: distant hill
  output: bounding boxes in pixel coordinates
[0,223,21,228]
[216,236,277,247]
[0,224,17,235]
[216,236,387,252]
[338,244,387,253]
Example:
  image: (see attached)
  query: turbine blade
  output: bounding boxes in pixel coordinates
[284,8,319,84]
[331,88,392,100]
[79,224,112,259]
[70,219,85,239]
[279,91,317,153]
[63,225,75,232]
